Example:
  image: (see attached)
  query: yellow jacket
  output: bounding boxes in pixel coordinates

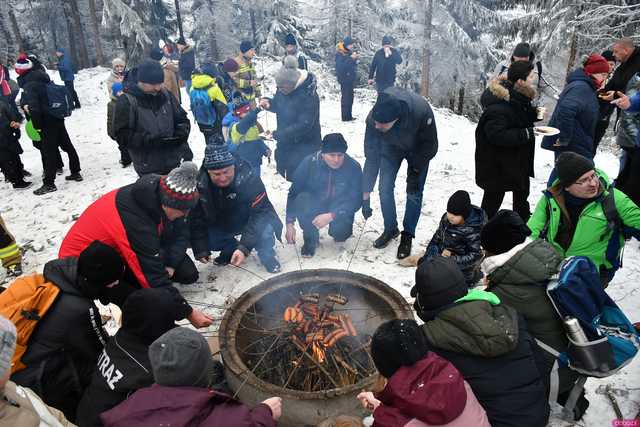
[190,74,227,105]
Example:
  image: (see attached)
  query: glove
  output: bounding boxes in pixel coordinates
[406,168,421,194]
[361,199,373,219]
[160,136,183,145]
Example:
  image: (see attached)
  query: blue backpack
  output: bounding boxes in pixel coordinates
[45,82,72,119]
[190,86,216,126]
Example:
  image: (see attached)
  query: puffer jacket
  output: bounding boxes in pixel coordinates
[232,54,260,100]
[17,68,60,130]
[420,291,550,427]
[190,73,228,136]
[335,42,357,85]
[57,51,75,82]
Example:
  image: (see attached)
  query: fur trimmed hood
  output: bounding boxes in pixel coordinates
[486,75,537,102]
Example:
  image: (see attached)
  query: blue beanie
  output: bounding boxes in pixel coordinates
[382,36,392,46]
[56,47,65,54]
[372,93,403,123]
[240,40,254,54]
[285,33,297,46]
[201,63,218,78]
[112,82,124,98]
[343,36,354,47]
[203,144,235,170]
[138,59,164,84]
[150,47,164,61]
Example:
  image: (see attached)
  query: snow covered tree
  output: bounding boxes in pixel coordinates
[102,0,153,67]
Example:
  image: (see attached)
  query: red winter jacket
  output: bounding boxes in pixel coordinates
[100,384,276,427]
[373,353,490,427]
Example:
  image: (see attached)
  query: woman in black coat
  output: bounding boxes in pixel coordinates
[475,61,539,222]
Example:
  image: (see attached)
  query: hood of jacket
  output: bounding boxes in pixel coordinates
[191,74,217,90]
[374,353,466,426]
[43,257,83,297]
[16,68,50,89]
[483,76,536,108]
[336,42,350,55]
[422,292,519,357]
[485,238,562,286]
[131,174,164,224]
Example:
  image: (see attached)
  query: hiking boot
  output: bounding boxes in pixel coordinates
[56,168,64,175]
[397,232,413,259]
[261,254,281,273]
[6,264,22,278]
[33,184,57,195]
[21,170,32,177]
[120,160,132,168]
[13,180,32,189]
[65,173,83,182]
[373,229,400,249]
[214,251,233,266]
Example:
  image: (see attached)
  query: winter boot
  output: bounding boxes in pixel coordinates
[33,184,57,196]
[214,251,233,266]
[373,228,400,249]
[13,179,32,189]
[260,254,281,273]
[120,160,132,168]
[21,170,31,177]
[65,173,83,182]
[56,168,63,176]
[396,231,413,259]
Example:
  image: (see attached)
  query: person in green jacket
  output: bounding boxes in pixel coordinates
[528,152,640,284]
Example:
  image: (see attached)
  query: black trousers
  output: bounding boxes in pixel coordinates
[481,187,531,223]
[0,150,23,183]
[41,121,80,185]
[340,82,354,121]
[170,255,199,284]
[64,80,81,108]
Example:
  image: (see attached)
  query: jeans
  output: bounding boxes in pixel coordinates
[64,80,80,108]
[292,192,355,243]
[378,155,429,236]
[207,223,276,260]
[340,82,354,121]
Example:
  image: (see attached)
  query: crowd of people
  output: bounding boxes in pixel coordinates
[0,32,639,427]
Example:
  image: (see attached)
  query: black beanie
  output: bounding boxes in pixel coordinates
[512,42,533,60]
[480,209,531,256]
[77,241,125,287]
[372,93,402,123]
[321,133,348,154]
[370,319,429,379]
[149,48,164,61]
[447,190,471,219]
[122,289,178,345]
[240,40,253,54]
[555,152,595,187]
[507,60,534,83]
[411,256,467,321]
[601,50,615,62]
[138,59,164,84]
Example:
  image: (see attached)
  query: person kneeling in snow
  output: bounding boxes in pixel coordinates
[190,144,283,273]
[285,133,363,257]
[100,327,282,427]
[228,100,270,175]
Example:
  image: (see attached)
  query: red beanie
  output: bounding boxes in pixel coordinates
[583,54,609,75]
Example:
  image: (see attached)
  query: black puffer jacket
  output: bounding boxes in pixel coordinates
[17,68,61,130]
[0,96,22,157]
[190,159,283,257]
[476,78,538,192]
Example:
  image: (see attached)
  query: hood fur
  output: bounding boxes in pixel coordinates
[487,75,537,102]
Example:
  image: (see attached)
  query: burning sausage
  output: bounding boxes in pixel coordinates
[323,328,345,346]
[284,307,293,322]
[300,293,320,304]
[327,330,349,347]
[344,315,357,337]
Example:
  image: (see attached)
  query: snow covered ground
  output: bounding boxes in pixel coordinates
[1,60,638,425]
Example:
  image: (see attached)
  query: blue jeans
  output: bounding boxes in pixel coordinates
[378,155,429,236]
[207,223,275,260]
[292,193,355,243]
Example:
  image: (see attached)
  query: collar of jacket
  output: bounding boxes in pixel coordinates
[336,42,350,55]
[487,76,536,102]
[482,237,533,277]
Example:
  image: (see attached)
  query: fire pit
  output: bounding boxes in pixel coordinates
[219,269,413,427]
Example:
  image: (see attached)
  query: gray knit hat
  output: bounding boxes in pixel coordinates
[203,144,235,170]
[276,56,301,91]
[0,315,16,375]
[148,327,214,388]
[159,161,200,211]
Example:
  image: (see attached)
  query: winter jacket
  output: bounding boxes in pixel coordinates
[286,151,363,222]
[0,96,23,156]
[178,45,196,81]
[0,215,21,269]
[229,108,269,168]
[527,169,640,274]
[421,293,550,427]
[335,42,357,85]
[58,175,193,318]
[604,46,640,94]
[190,73,228,137]
[616,73,640,148]
[368,47,402,89]
[363,87,438,192]
[483,238,579,398]
[0,381,75,427]
[231,54,261,100]
[106,98,117,141]
[11,258,109,420]
[57,52,75,82]
[373,354,490,427]
[113,84,190,176]
[268,71,322,179]
[99,384,276,427]
[421,206,486,284]
[17,68,61,130]
[105,70,124,100]
[215,64,237,102]
[541,69,599,158]
[190,159,283,257]
[476,78,538,192]
[161,58,181,102]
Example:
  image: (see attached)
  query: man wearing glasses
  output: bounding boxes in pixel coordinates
[528,152,640,285]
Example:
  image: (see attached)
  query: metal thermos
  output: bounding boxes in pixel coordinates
[564,317,590,344]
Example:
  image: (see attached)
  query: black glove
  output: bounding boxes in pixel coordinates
[361,198,373,219]
[406,168,421,194]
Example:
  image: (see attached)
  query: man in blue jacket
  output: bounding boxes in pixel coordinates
[368,36,402,93]
[176,38,195,94]
[335,36,359,121]
[285,133,363,257]
[55,47,80,109]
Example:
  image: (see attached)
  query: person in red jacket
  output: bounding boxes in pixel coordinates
[58,162,212,328]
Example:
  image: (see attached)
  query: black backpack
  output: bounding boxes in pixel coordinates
[45,82,72,119]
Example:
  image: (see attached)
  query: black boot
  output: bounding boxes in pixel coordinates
[65,173,83,182]
[373,228,400,249]
[33,184,57,195]
[397,231,413,259]
[13,179,32,189]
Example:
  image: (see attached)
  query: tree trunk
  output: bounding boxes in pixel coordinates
[61,2,80,70]
[87,0,105,65]
[420,0,433,97]
[65,0,90,69]
[7,8,23,52]
[332,0,339,47]
[174,0,185,41]
[565,29,578,81]
[457,84,465,115]
[0,8,14,63]
[250,9,257,44]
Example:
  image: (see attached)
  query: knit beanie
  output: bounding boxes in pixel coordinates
[240,40,254,54]
[512,42,532,60]
[137,59,164,84]
[447,190,471,219]
[77,241,125,287]
[285,33,297,46]
[276,56,301,90]
[601,50,616,62]
[507,60,534,83]
[321,133,348,154]
[122,289,178,345]
[222,58,239,73]
[159,161,200,211]
[15,53,33,76]
[480,209,531,256]
[112,57,125,68]
[203,143,235,170]
[555,152,595,187]
[583,54,610,75]
[372,93,402,123]
[149,327,214,388]
[343,36,354,47]
[111,82,124,98]
[370,319,429,379]
[411,256,467,321]
[382,35,392,46]
[149,47,164,61]
[56,47,65,55]
[0,315,16,376]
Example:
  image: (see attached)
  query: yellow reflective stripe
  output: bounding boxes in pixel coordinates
[0,243,19,258]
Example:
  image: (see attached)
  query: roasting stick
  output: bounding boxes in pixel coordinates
[289,336,340,388]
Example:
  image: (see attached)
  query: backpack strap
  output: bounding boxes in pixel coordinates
[539,196,553,240]
[601,189,622,238]
[123,93,138,130]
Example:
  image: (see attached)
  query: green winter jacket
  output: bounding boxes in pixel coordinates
[527,169,640,273]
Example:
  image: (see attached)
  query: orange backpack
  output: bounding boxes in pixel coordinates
[0,273,60,374]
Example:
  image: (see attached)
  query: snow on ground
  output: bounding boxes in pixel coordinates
[1,60,639,425]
